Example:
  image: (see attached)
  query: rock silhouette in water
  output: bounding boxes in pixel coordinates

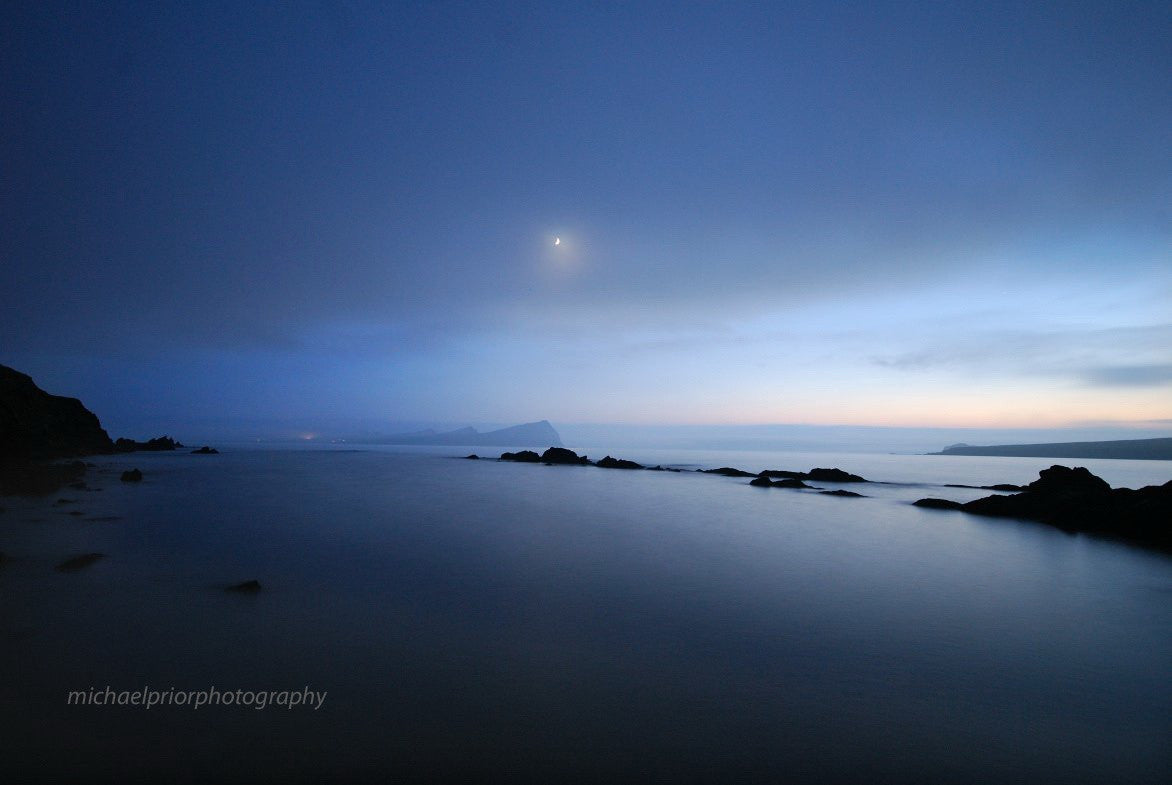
[115,436,182,452]
[120,469,143,482]
[499,450,540,462]
[914,465,1172,548]
[758,468,869,483]
[190,446,219,454]
[540,447,590,465]
[702,467,758,478]
[596,456,643,469]
[913,498,964,510]
[805,468,867,483]
[227,580,262,593]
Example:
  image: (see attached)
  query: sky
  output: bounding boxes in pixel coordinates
[2,1,1170,446]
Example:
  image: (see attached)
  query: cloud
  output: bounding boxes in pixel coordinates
[1081,365,1172,387]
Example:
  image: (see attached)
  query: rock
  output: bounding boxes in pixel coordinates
[758,467,867,483]
[1025,465,1111,497]
[500,450,540,462]
[227,580,262,593]
[954,466,1172,548]
[115,436,183,452]
[749,476,774,487]
[913,498,964,510]
[0,365,115,460]
[702,467,757,478]
[120,469,143,482]
[540,447,590,465]
[986,484,1025,492]
[820,489,864,497]
[773,478,812,489]
[805,468,867,483]
[56,553,105,572]
[190,446,219,454]
[463,454,480,460]
[758,469,806,480]
[596,455,643,469]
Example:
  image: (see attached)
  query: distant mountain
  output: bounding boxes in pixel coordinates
[932,437,1172,461]
[371,420,563,448]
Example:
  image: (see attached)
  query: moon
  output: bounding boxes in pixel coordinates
[554,237,561,246]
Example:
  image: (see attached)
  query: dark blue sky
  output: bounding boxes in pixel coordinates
[3,1,1170,440]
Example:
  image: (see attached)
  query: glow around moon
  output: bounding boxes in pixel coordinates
[554,237,561,246]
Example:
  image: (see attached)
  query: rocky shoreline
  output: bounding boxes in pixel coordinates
[494,446,1171,552]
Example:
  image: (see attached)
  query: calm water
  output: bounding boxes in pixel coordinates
[1,446,1170,784]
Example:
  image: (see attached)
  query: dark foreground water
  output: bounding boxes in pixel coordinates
[1,446,1170,784]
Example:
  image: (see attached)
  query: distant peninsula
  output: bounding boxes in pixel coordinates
[932,437,1172,461]
[369,420,563,448]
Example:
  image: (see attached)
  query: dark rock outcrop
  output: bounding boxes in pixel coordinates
[596,456,643,470]
[703,467,757,478]
[916,465,1172,549]
[463,454,480,460]
[227,580,262,593]
[56,553,105,572]
[190,446,219,454]
[115,436,183,452]
[750,476,813,489]
[820,489,864,497]
[913,498,964,510]
[758,467,868,483]
[540,447,590,465]
[0,365,114,460]
[773,478,813,489]
[805,468,867,483]
[120,469,143,483]
[500,450,540,462]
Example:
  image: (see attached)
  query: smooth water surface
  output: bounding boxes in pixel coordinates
[2,446,1169,783]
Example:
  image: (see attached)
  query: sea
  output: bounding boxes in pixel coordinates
[1,444,1170,784]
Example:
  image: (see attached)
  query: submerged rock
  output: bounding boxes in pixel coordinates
[773,478,812,489]
[500,450,540,462]
[596,456,643,470]
[120,469,143,482]
[463,454,480,460]
[757,467,868,483]
[805,468,867,483]
[913,498,965,510]
[820,489,864,497]
[227,580,262,593]
[703,467,757,478]
[56,553,105,572]
[758,469,807,480]
[749,476,774,487]
[540,447,590,465]
[190,446,219,454]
